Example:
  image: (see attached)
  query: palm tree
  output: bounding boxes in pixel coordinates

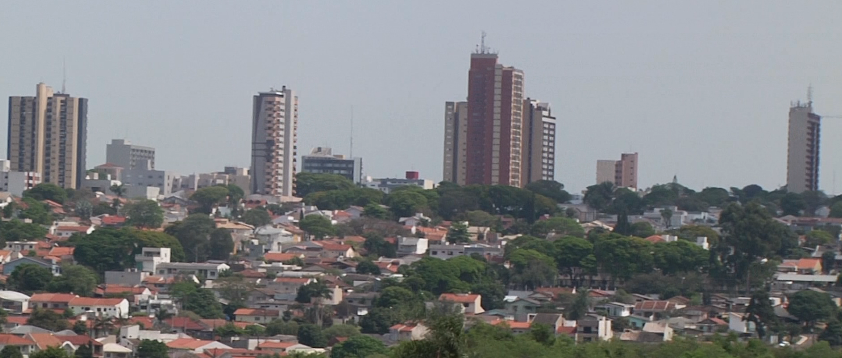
[110,184,126,198]
[92,316,114,338]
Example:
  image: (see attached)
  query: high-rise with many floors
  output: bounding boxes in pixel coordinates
[595,153,638,190]
[443,42,525,187]
[786,100,820,193]
[250,87,298,197]
[523,99,556,183]
[7,83,87,189]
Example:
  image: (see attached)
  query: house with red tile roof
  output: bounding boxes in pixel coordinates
[166,338,232,354]
[233,308,281,324]
[100,215,127,227]
[492,320,531,334]
[311,242,356,259]
[256,341,310,353]
[439,293,484,314]
[30,293,79,310]
[778,258,823,275]
[389,322,428,342]
[68,297,129,318]
[0,334,37,355]
[263,252,304,263]
[54,225,95,238]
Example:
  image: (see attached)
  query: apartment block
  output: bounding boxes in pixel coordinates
[106,139,155,170]
[522,99,556,183]
[301,147,363,184]
[7,83,87,189]
[250,87,298,197]
[442,101,468,185]
[786,100,821,193]
[595,153,638,190]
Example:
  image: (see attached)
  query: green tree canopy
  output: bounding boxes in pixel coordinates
[124,199,164,229]
[330,335,387,358]
[299,215,336,239]
[297,324,328,348]
[295,173,356,198]
[447,221,470,243]
[0,219,48,244]
[190,186,230,214]
[30,347,71,358]
[165,214,217,262]
[27,308,69,331]
[208,228,234,260]
[242,208,272,227]
[23,183,68,204]
[523,180,572,204]
[0,346,23,358]
[8,264,53,293]
[787,290,836,327]
[132,230,186,262]
[47,265,98,296]
[136,340,169,358]
[355,260,381,275]
[531,217,584,238]
[70,228,136,274]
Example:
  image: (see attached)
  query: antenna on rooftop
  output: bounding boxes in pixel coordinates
[61,58,67,94]
[807,84,813,106]
[350,105,354,158]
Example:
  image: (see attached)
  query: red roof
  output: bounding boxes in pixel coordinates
[128,316,155,329]
[30,293,78,303]
[69,297,126,306]
[167,338,216,350]
[47,247,74,257]
[314,242,352,251]
[493,320,531,329]
[103,285,149,295]
[797,258,822,270]
[263,252,301,263]
[273,277,311,284]
[644,235,665,243]
[0,334,34,345]
[165,317,205,331]
[340,236,366,244]
[706,317,728,325]
[199,319,252,330]
[238,270,267,278]
[439,293,480,304]
[390,323,422,332]
[557,326,577,335]
[234,308,279,317]
[101,216,127,225]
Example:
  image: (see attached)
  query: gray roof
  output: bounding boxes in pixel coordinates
[531,313,562,326]
[776,274,837,282]
[0,290,30,302]
[10,325,52,334]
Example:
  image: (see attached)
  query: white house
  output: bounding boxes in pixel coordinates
[135,247,171,273]
[156,262,229,280]
[69,297,130,318]
[54,225,95,238]
[598,302,635,317]
[728,312,754,334]
[399,213,431,228]
[0,291,30,314]
[397,237,428,255]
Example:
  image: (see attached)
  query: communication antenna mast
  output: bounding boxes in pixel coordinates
[61,58,66,94]
[807,84,813,106]
[350,106,354,158]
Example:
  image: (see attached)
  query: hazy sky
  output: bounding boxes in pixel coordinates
[2,1,841,194]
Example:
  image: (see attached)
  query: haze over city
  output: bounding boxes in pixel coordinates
[2,1,842,193]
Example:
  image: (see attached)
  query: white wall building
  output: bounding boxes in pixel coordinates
[69,297,130,318]
[122,159,176,198]
[0,160,40,196]
[156,262,229,280]
[135,247,171,273]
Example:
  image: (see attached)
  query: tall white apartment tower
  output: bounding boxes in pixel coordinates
[250,87,298,197]
[786,99,821,193]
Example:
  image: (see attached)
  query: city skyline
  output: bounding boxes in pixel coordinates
[2,2,842,193]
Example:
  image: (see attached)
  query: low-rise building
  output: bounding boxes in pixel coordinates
[397,237,428,255]
[389,322,428,342]
[362,172,435,194]
[0,291,29,314]
[439,293,484,314]
[135,247,171,273]
[156,262,229,280]
[68,297,130,318]
[233,308,281,324]
[29,293,78,311]
[576,314,613,342]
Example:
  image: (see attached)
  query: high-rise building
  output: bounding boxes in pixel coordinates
[250,87,298,197]
[595,153,638,190]
[464,47,525,187]
[106,139,155,170]
[7,83,87,189]
[442,101,468,185]
[786,100,821,193]
[523,99,556,183]
[301,147,363,184]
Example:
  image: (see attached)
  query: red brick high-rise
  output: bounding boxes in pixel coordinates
[464,48,525,187]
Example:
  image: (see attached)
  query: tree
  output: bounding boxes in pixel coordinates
[299,215,335,239]
[190,186,230,214]
[244,325,266,336]
[806,230,833,247]
[0,219,48,243]
[215,323,245,338]
[132,230,186,262]
[446,222,470,243]
[330,335,387,358]
[23,183,68,204]
[362,203,389,220]
[788,290,836,327]
[136,340,169,358]
[552,237,594,284]
[47,265,98,296]
[0,346,23,358]
[216,274,257,307]
[242,208,272,227]
[613,211,632,235]
[652,240,709,275]
[27,308,69,331]
[697,187,731,208]
[295,173,356,198]
[7,264,53,293]
[362,233,396,258]
[109,184,126,198]
[19,198,53,225]
[322,324,361,341]
[566,289,590,320]
[93,202,117,216]
[823,251,836,274]
[745,290,778,339]
[71,228,136,274]
[74,344,93,358]
[296,280,333,304]
[73,320,88,335]
[523,180,571,204]
[266,319,300,336]
[75,200,93,219]
[660,208,673,228]
[528,323,556,347]
[208,228,234,260]
[297,324,328,348]
[355,260,381,275]
[830,202,842,218]
[125,200,164,229]
[30,347,71,358]
[583,182,614,211]
[463,210,498,228]
[780,192,806,216]
[183,289,224,318]
[594,235,654,281]
[531,217,584,238]
[375,287,418,309]
[165,214,217,262]
[820,321,842,346]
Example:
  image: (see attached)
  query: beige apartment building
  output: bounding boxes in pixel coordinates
[786,100,820,193]
[595,152,638,190]
[442,101,468,185]
[522,99,556,184]
[250,87,298,197]
[7,83,87,189]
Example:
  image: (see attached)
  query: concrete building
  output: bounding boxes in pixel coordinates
[301,147,363,184]
[595,153,638,190]
[7,83,87,189]
[0,160,40,196]
[522,99,556,183]
[786,99,821,193]
[121,159,176,199]
[106,139,155,170]
[135,247,171,273]
[363,171,435,194]
[250,87,298,198]
[463,45,525,187]
[442,101,468,185]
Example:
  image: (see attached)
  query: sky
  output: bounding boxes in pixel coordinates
[1,1,841,194]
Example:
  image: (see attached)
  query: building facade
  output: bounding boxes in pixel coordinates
[0,159,40,196]
[363,172,435,194]
[301,147,363,184]
[523,99,556,183]
[595,153,638,190]
[7,83,87,189]
[442,101,468,185]
[121,159,176,198]
[250,87,298,197]
[106,139,155,170]
[786,101,820,193]
[465,50,525,187]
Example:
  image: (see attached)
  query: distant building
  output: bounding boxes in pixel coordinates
[442,101,468,185]
[121,159,177,199]
[301,147,363,184]
[595,153,638,190]
[7,83,88,189]
[106,139,155,170]
[786,98,820,193]
[250,87,298,198]
[0,159,40,196]
[363,171,434,194]
[522,99,556,183]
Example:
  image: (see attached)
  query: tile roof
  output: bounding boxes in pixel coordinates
[199,319,252,330]
[167,338,217,350]
[273,277,311,284]
[47,247,74,257]
[27,333,64,350]
[101,216,127,225]
[314,242,352,251]
[30,293,78,303]
[390,323,422,332]
[0,334,34,345]
[165,317,205,331]
[634,300,675,311]
[797,258,822,270]
[234,308,279,316]
[257,341,297,349]
[263,252,301,263]
[493,320,531,329]
[644,235,665,243]
[102,285,149,295]
[69,297,126,306]
[439,293,480,303]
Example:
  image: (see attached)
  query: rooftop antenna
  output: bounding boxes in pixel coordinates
[807,84,813,106]
[61,58,66,94]
[350,105,354,158]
